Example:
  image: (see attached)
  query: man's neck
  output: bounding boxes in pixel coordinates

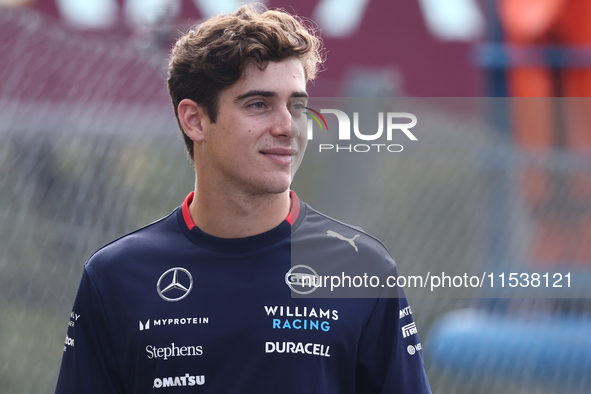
[188,184,291,239]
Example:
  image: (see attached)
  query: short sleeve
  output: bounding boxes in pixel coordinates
[355,285,432,394]
[55,266,124,394]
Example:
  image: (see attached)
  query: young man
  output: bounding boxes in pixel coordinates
[56,5,431,393]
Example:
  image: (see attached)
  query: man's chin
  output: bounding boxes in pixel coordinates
[243,177,292,196]
[255,185,291,196]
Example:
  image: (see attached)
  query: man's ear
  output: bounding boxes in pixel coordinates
[178,99,208,142]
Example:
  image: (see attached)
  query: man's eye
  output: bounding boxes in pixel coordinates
[249,102,266,109]
[291,104,305,112]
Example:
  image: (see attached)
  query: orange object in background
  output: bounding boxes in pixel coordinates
[499,0,566,44]
[500,0,591,96]
[499,0,591,265]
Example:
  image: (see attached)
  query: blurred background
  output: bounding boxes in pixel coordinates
[1,0,590,393]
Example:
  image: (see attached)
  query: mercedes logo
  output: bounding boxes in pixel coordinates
[157,267,193,302]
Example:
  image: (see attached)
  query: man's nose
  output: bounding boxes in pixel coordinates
[270,105,299,139]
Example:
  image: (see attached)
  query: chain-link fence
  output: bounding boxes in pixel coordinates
[2,6,591,394]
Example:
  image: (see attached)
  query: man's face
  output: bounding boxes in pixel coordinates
[197,57,308,195]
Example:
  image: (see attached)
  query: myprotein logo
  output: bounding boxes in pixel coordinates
[139,317,209,331]
[306,108,417,153]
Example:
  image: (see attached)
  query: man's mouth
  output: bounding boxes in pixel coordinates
[260,148,296,165]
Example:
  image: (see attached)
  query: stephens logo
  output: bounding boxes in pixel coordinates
[305,108,417,153]
[146,342,203,360]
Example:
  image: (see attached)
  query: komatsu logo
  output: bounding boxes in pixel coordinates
[153,374,205,388]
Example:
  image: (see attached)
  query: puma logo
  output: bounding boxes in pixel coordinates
[327,230,360,252]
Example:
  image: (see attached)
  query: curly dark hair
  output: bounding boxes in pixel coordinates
[167,4,324,161]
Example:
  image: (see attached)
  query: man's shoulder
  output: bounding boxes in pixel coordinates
[298,203,391,251]
[84,208,182,275]
[295,203,396,271]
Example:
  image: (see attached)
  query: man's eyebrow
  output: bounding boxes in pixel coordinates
[235,90,309,101]
[235,90,276,101]
[292,91,309,98]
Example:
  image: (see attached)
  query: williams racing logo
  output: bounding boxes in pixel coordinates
[265,305,338,332]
